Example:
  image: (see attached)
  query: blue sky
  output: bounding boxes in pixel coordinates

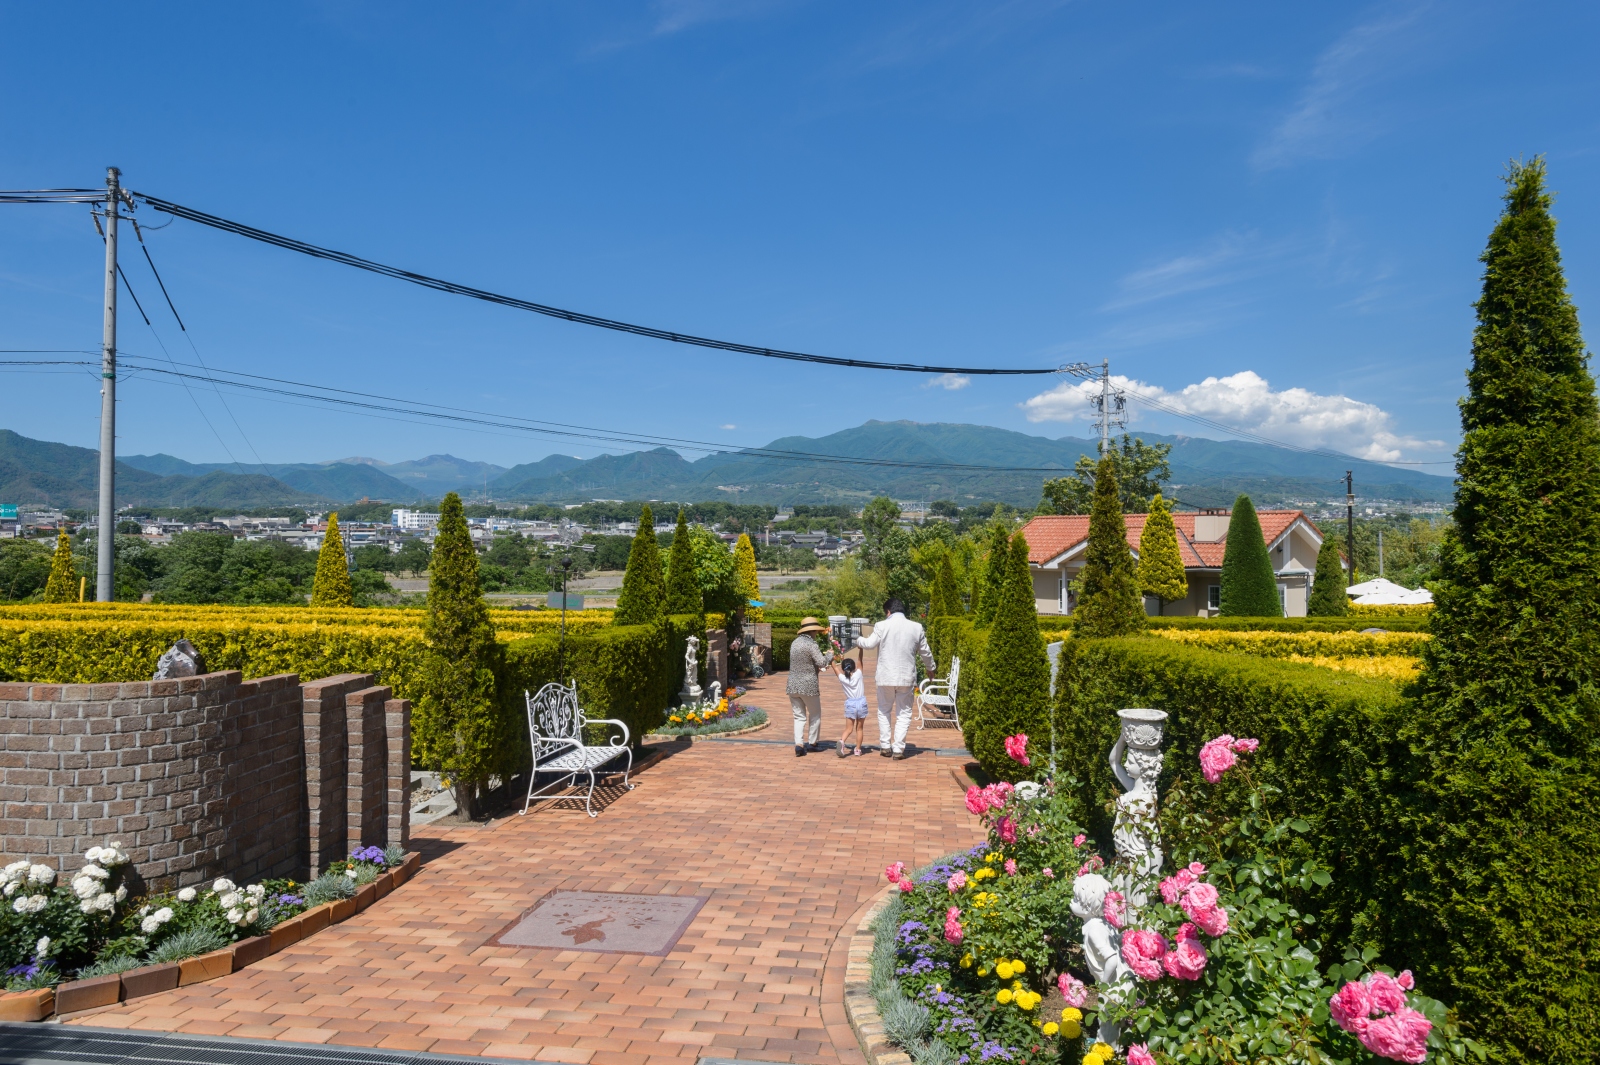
[2,1,1597,471]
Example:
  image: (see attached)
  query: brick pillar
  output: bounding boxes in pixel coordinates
[385,698,411,852]
[346,686,391,852]
[706,629,728,692]
[301,673,370,876]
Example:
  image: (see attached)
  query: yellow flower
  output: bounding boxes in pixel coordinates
[996,989,1013,1004]
[1011,959,1025,973]
[1063,1007,1082,1023]
[960,955,973,968]
[1082,1056,1100,1065]
[1042,1022,1059,1037]
[977,968,989,977]
[1091,1043,1115,1060]
[1017,992,1038,1011]
[996,961,1014,979]
[985,853,997,863]
[1062,1020,1082,1039]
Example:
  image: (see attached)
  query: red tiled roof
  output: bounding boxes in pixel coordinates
[1021,509,1314,570]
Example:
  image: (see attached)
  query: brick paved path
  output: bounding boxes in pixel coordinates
[69,665,981,1065]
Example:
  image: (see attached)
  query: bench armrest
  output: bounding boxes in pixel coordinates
[585,717,633,747]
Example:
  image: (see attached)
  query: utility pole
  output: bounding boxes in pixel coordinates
[1091,359,1125,455]
[1344,471,1356,584]
[96,167,121,602]
[1378,528,1384,578]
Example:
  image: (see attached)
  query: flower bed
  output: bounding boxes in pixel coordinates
[652,689,768,737]
[0,843,418,1021]
[868,734,1480,1065]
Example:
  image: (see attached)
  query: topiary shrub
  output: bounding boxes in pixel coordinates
[965,533,1050,779]
[663,510,702,616]
[1071,454,1145,637]
[614,503,666,626]
[310,512,353,607]
[1307,534,1348,617]
[42,531,76,604]
[1218,494,1281,617]
[1138,491,1188,614]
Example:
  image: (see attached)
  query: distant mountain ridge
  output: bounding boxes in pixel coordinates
[120,454,424,502]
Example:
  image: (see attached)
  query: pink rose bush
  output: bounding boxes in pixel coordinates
[1121,928,1167,981]
[1160,923,1208,981]
[946,870,967,892]
[884,862,906,883]
[1102,890,1126,929]
[1003,859,1018,876]
[1126,1044,1155,1065]
[1198,733,1259,784]
[1003,732,1030,766]
[1058,972,1088,1008]
[1330,970,1433,1062]
[943,906,963,945]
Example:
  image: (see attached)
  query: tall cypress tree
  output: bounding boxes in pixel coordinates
[614,503,666,626]
[42,531,77,603]
[1306,535,1348,617]
[310,512,354,607]
[1218,495,1281,616]
[929,552,962,618]
[1396,160,1600,1063]
[967,532,1051,780]
[972,521,1012,625]
[734,533,761,622]
[663,509,701,616]
[414,492,503,820]
[1136,492,1188,614]
[1072,455,1145,637]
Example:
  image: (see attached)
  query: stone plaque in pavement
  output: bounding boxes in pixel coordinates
[491,890,708,955]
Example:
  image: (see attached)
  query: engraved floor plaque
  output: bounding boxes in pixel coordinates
[491,891,708,955]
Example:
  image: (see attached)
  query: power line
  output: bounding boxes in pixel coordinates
[126,190,1068,377]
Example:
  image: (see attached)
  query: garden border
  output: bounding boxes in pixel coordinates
[0,852,423,1023]
[843,886,909,1065]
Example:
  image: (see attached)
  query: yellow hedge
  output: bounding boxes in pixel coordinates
[1151,628,1430,658]
[1285,654,1421,682]
[0,603,616,635]
[1347,601,1434,617]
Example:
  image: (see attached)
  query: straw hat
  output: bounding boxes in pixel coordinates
[797,617,828,635]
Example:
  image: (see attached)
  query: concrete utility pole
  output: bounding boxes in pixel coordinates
[1091,359,1125,454]
[96,167,121,602]
[1344,470,1356,583]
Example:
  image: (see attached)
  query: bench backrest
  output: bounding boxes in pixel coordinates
[948,657,961,700]
[526,681,585,761]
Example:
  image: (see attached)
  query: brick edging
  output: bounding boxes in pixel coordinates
[843,885,914,1065]
[0,852,423,1024]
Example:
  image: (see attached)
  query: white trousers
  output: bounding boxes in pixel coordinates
[790,694,822,745]
[877,685,914,752]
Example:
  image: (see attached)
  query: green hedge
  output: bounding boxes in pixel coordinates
[1056,636,1407,956]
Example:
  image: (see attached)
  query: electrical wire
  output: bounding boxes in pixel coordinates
[0,189,104,203]
[127,190,1068,377]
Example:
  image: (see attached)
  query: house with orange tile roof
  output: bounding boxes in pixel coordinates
[1019,507,1328,617]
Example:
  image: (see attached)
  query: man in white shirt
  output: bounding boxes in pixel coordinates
[854,597,936,759]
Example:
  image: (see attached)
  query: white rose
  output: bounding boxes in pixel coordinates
[2,860,29,881]
[27,895,48,914]
[35,937,50,957]
[84,846,105,864]
[3,883,16,897]
[141,915,161,934]
[177,887,197,902]
[72,877,99,900]
[246,884,266,898]
[27,864,54,885]
[12,896,30,914]
[345,870,356,879]
[219,892,242,909]
[79,898,96,914]
[155,906,173,923]
[80,864,109,881]
[244,908,258,925]
[114,885,127,902]
[226,907,244,925]
[212,878,235,894]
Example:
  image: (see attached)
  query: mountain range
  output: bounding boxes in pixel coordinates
[0,422,1454,511]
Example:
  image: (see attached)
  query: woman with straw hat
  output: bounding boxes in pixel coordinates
[787,617,834,757]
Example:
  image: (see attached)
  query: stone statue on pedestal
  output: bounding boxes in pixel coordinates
[153,639,206,680]
[680,636,703,702]
[1109,708,1167,906]
[1072,872,1129,1046]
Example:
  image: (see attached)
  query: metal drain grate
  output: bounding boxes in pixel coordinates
[0,1025,559,1065]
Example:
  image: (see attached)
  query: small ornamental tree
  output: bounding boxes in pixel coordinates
[1072,454,1145,637]
[613,503,666,626]
[967,532,1051,779]
[663,509,702,616]
[42,531,77,603]
[1218,495,1281,617]
[1400,159,1600,1064]
[414,492,504,820]
[733,533,761,622]
[310,512,354,607]
[1137,492,1189,614]
[929,552,962,619]
[972,521,1012,625]
[1306,535,1348,617]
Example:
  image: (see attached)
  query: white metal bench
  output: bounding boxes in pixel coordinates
[521,681,634,817]
[914,656,961,730]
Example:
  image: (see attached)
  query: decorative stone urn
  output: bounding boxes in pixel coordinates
[1109,708,1168,905]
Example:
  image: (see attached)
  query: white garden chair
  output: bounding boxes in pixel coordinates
[521,681,634,818]
[914,657,961,730]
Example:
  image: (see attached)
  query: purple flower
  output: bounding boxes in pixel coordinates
[274,893,305,906]
[350,846,387,864]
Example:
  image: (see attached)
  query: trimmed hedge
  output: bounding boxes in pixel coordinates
[0,602,619,635]
[1149,628,1429,659]
[1145,615,1430,633]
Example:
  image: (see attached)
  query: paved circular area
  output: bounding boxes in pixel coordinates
[69,669,982,1065]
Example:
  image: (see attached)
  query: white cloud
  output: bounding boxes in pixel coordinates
[1021,370,1445,462]
[720,423,738,430]
[1253,5,1427,170]
[1104,232,1269,311]
[924,373,971,391]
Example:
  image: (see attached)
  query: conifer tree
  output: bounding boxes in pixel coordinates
[967,532,1051,780]
[310,512,354,607]
[663,509,702,616]
[929,552,962,618]
[971,521,1012,625]
[1306,535,1348,616]
[1398,160,1600,1062]
[1218,495,1280,616]
[734,533,761,622]
[1072,455,1145,637]
[1136,492,1188,614]
[42,531,77,603]
[614,504,666,625]
[414,492,503,820]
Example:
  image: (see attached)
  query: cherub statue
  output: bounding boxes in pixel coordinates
[1072,872,1129,1046]
[1109,708,1167,903]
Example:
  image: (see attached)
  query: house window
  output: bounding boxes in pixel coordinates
[1207,585,1220,610]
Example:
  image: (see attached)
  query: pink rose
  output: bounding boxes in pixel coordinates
[1359,1008,1431,1063]
[1042,867,1054,879]
[964,786,989,816]
[1188,861,1206,876]
[1102,891,1126,929]
[1161,923,1207,981]
[1120,929,1167,981]
[1159,867,1199,906]
[1190,902,1229,937]
[947,871,967,892]
[1004,733,1031,766]
[998,816,1017,844]
[980,782,1014,811]
[943,906,964,945]
[1127,1044,1156,1065]
[1396,969,1415,991]
[1199,735,1238,784]
[1073,834,1086,847]
[1329,980,1373,1034]
[1004,859,1018,876]
[1363,971,1408,1015]
[1058,972,1088,1008]
[897,877,915,893]
[1180,881,1217,916]
[885,862,906,883]
[1077,854,1104,877]
[1231,737,1259,754]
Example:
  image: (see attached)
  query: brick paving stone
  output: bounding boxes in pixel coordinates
[68,663,981,1063]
